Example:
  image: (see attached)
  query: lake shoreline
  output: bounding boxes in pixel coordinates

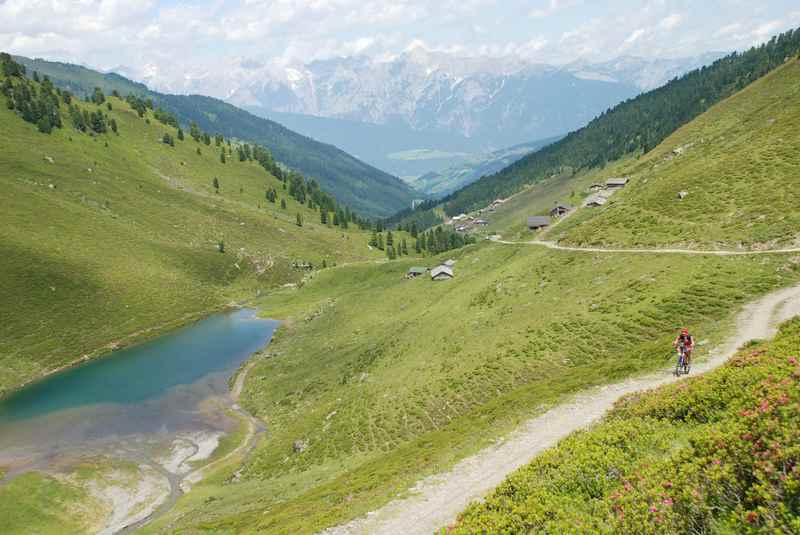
[1,300,252,403]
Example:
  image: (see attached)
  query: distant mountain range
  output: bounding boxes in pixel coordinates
[123,48,725,154]
[16,56,417,218]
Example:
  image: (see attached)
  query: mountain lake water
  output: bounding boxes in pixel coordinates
[0,308,278,478]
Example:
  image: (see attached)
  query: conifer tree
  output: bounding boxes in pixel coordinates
[320,210,328,225]
[37,115,52,134]
[220,147,226,163]
[296,212,303,227]
[281,198,286,209]
[177,128,184,141]
[213,177,219,192]
[401,238,408,256]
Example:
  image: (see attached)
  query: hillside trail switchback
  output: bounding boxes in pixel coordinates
[321,279,800,535]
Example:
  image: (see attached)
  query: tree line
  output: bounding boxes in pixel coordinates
[2,51,365,231]
[369,225,475,260]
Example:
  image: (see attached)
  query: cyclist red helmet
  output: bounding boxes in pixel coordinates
[681,328,689,335]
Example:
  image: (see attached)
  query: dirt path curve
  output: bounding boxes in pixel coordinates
[321,283,800,535]
[490,236,800,256]
[180,359,265,493]
[117,359,266,534]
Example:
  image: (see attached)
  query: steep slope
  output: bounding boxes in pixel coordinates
[438,28,800,218]
[453,317,800,534]
[546,57,800,248]
[0,59,376,396]
[15,56,416,218]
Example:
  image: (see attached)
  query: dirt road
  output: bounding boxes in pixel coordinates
[321,283,800,535]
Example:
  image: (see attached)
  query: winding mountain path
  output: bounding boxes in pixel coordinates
[490,236,800,256]
[321,281,800,535]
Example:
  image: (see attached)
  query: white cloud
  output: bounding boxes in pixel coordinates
[623,28,646,46]
[0,0,796,94]
[530,0,580,19]
[659,13,683,30]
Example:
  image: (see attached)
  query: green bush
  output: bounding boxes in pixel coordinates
[452,319,800,534]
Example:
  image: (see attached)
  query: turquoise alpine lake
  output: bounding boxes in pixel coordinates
[0,308,278,470]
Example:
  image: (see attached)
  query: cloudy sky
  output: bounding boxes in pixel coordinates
[1,0,799,75]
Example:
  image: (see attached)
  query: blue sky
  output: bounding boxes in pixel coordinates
[1,0,799,73]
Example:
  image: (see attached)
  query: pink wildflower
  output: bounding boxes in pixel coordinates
[789,357,798,365]
[649,505,658,513]
[712,459,722,466]
[662,498,674,507]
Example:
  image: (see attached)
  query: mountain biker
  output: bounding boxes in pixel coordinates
[673,328,694,366]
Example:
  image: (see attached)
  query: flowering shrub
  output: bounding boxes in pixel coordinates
[451,318,800,534]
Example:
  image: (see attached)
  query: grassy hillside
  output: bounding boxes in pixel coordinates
[141,244,799,534]
[477,56,800,249]
[15,56,417,218]
[0,66,377,396]
[546,58,800,249]
[453,318,800,534]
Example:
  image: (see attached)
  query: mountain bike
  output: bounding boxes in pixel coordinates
[675,343,691,376]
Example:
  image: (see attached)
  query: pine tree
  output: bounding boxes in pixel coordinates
[196,147,201,156]
[386,231,394,248]
[189,122,202,141]
[220,147,226,164]
[281,198,286,209]
[218,240,225,253]
[320,210,328,225]
[37,115,52,134]
[177,128,184,141]
[411,221,418,238]
[415,239,421,253]
[110,118,118,133]
[296,213,303,227]
[369,231,378,247]
[377,233,384,250]
[213,177,219,192]
[401,238,408,256]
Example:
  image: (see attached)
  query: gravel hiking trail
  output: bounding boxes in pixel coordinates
[321,282,800,535]
[490,236,800,256]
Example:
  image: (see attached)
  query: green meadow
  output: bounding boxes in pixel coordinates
[141,242,800,533]
[0,83,377,396]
